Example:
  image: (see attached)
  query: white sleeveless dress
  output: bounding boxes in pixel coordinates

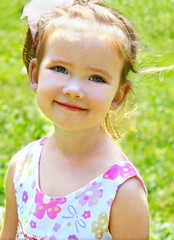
[14,138,147,240]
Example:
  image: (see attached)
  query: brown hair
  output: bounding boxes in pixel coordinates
[22,0,140,139]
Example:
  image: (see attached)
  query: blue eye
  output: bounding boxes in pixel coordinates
[52,66,68,74]
[89,75,106,83]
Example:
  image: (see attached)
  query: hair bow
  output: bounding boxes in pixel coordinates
[21,0,74,38]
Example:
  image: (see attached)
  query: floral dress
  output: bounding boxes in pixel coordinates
[14,138,147,240]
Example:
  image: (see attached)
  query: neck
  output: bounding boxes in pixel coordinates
[50,125,108,157]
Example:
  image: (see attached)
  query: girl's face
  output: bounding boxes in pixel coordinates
[29,19,128,132]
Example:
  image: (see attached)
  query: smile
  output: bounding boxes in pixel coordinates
[55,101,87,112]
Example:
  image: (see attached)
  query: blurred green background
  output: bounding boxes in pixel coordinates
[0,0,174,239]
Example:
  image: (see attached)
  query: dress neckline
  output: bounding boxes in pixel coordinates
[36,138,129,200]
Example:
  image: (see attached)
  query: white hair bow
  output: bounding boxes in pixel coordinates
[21,0,74,38]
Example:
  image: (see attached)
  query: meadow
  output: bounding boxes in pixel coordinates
[0,0,174,239]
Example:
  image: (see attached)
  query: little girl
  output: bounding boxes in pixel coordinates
[0,0,149,239]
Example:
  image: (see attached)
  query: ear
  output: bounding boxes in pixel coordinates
[29,58,39,93]
[111,81,131,109]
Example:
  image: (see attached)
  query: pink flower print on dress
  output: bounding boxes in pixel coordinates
[103,163,137,180]
[33,189,66,219]
[82,211,91,219]
[53,223,61,232]
[107,199,113,207]
[30,220,36,228]
[75,181,103,207]
[49,236,56,240]
[40,137,48,146]
[103,165,119,180]
[22,191,28,203]
[119,163,137,178]
[68,235,78,240]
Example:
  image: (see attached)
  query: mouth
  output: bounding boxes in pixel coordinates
[55,101,87,111]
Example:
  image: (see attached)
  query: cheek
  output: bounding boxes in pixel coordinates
[88,87,115,112]
[37,74,63,98]
[90,86,115,103]
[36,80,59,114]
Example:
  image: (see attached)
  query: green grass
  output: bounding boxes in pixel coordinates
[0,0,174,239]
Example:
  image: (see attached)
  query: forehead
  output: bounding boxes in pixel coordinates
[44,16,124,60]
[48,15,126,44]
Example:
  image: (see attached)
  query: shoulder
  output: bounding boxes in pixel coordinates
[8,139,41,179]
[7,147,25,182]
[109,177,149,240]
[0,151,20,238]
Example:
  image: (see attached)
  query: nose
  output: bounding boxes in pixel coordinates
[62,78,84,99]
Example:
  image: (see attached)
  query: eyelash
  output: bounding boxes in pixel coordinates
[52,66,68,74]
[89,75,106,83]
[51,66,107,83]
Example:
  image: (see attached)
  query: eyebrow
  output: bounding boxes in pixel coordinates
[45,58,73,68]
[87,67,113,80]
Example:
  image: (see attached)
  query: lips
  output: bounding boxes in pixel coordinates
[55,101,87,111]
